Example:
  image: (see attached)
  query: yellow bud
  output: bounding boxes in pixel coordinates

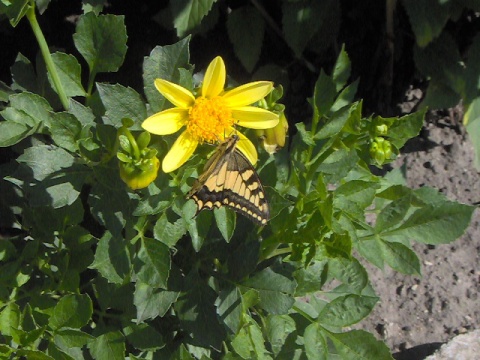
[261,112,288,154]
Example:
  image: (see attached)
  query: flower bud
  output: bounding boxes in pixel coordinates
[259,111,288,154]
[369,137,392,165]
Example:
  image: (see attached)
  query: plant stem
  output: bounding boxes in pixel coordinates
[26,2,69,110]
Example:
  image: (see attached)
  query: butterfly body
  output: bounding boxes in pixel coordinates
[187,135,269,225]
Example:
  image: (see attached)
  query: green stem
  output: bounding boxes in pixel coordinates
[26,2,69,110]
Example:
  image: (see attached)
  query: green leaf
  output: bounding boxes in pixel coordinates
[49,112,82,152]
[153,213,187,247]
[216,284,243,335]
[54,328,94,349]
[381,202,475,245]
[231,316,269,359]
[386,109,425,150]
[0,303,20,337]
[175,272,226,350]
[328,330,393,360]
[96,83,147,130]
[134,282,179,322]
[48,294,92,330]
[2,0,29,27]
[313,69,337,118]
[123,323,165,351]
[282,0,325,56]
[1,91,52,128]
[379,240,421,275]
[327,257,368,293]
[402,0,451,47]
[15,350,54,360]
[50,52,86,97]
[374,195,412,233]
[242,265,296,314]
[319,294,378,327]
[214,207,236,242]
[0,121,39,147]
[294,260,327,296]
[355,239,384,270]
[171,0,216,37]
[266,315,296,357]
[314,105,350,140]
[134,237,171,289]
[13,145,86,208]
[68,99,96,126]
[88,331,125,360]
[90,232,131,284]
[143,37,191,113]
[303,323,327,360]
[332,45,351,91]
[465,98,480,168]
[330,79,359,113]
[295,122,315,146]
[73,13,127,74]
[227,6,265,72]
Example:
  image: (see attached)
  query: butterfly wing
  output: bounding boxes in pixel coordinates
[187,136,270,225]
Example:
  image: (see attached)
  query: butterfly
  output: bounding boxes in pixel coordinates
[187,134,270,225]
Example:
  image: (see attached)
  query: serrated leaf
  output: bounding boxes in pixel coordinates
[378,240,421,275]
[48,294,92,330]
[73,13,127,74]
[294,260,327,296]
[2,91,52,128]
[96,83,146,130]
[54,328,94,349]
[16,145,75,181]
[295,122,315,146]
[327,257,368,293]
[143,38,191,113]
[387,108,425,150]
[90,232,131,284]
[49,112,82,152]
[153,213,186,247]
[227,6,265,72]
[314,105,350,140]
[171,0,216,37]
[328,330,393,360]
[134,282,179,322]
[0,303,20,337]
[50,52,86,97]
[68,99,96,126]
[135,238,171,289]
[88,331,125,360]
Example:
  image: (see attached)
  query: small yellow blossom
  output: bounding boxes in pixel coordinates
[142,56,279,172]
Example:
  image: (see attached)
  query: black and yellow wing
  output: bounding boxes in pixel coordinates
[187,135,269,226]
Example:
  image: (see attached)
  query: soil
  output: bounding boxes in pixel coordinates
[357,97,480,359]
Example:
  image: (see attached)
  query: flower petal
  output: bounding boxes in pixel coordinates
[155,79,195,108]
[142,108,188,135]
[202,56,226,98]
[222,81,273,107]
[162,131,198,173]
[232,107,279,129]
[229,129,258,165]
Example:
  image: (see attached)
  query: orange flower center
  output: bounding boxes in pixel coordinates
[187,96,234,143]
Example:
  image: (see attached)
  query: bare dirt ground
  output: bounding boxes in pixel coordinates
[357,102,480,359]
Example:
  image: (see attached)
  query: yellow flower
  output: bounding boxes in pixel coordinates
[142,56,279,173]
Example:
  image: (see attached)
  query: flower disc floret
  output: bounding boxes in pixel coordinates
[187,96,234,143]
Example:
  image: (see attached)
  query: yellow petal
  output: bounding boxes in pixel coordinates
[142,108,188,135]
[202,56,226,98]
[155,79,195,108]
[222,81,273,107]
[232,107,279,129]
[162,131,198,173]
[232,129,258,165]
